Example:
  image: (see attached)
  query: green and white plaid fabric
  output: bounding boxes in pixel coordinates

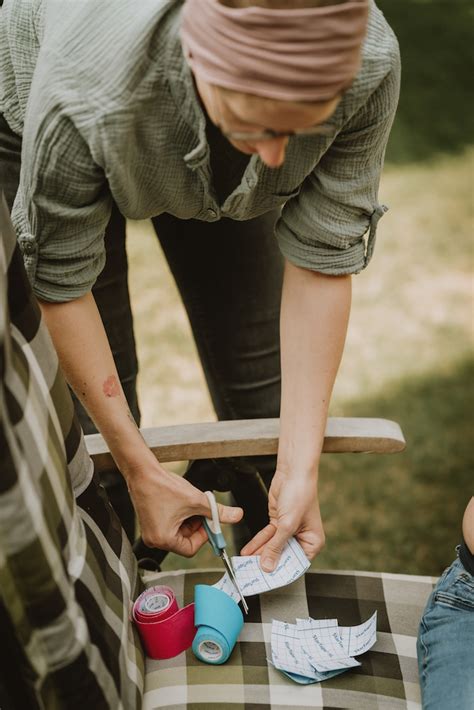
[0,195,145,709]
[142,568,435,710]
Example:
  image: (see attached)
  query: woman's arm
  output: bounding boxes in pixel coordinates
[242,260,351,570]
[252,49,400,571]
[40,292,242,554]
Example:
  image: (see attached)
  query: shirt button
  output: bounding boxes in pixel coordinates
[207,208,218,219]
[21,240,36,255]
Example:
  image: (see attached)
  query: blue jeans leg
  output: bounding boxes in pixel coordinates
[417,556,474,709]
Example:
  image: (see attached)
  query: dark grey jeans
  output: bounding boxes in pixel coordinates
[0,113,282,542]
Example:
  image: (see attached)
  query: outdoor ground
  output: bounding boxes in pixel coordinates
[125,1,473,578]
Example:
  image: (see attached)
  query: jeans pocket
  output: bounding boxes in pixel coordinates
[434,573,474,611]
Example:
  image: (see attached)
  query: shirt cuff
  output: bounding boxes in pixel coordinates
[275,204,388,275]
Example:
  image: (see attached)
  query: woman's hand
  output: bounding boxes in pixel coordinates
[244,265,351,573]
[126,457,243,557]
[240,469,325,571]
[38,292,242,557]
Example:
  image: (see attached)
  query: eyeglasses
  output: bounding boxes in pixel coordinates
[223,123,337,142]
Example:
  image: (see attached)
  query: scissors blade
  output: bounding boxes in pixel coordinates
[221,549,249,614]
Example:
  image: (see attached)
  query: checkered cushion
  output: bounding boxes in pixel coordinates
[142,568,435,710]
[0,195,145,709]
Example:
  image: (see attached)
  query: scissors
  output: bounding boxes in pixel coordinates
[202,490,249,614]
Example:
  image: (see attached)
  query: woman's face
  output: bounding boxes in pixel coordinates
[195,75,340,168]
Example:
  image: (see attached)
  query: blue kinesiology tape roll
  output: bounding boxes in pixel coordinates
[192,585,244,664]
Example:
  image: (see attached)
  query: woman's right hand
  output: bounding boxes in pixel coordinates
[125,455,244,557]
[38,292,243,557]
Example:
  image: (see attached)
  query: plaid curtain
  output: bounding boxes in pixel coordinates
[0,195,145,709]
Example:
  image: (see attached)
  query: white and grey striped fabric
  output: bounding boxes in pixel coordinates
[0,195,145,709]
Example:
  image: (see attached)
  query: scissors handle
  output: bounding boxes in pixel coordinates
[202,490,227,556]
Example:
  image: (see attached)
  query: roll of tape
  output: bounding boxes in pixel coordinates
[132,585,196,659]
[192,585,244,665]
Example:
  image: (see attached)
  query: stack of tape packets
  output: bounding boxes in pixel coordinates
[270,612,378,684]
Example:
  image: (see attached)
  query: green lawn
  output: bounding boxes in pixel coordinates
[378,0,473,165]
[126,1,473,577]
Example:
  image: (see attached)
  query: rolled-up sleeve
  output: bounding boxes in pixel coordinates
[275,51,401,275]
[12,101,111,302]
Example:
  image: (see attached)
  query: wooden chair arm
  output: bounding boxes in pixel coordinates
[86,417,405,474]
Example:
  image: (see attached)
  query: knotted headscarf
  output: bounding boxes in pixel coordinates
[180,0,369,101]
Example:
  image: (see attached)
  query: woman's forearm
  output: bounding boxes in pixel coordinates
[241,261,351,569]
[38,291,243,554]
[277,260,352,478]
[39,292,155,475]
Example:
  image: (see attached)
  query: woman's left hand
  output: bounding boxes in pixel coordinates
[240,468,325,571]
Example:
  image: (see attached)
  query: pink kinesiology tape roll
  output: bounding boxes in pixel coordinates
[133,586,196,659]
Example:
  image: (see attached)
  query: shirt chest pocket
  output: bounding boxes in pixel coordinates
[256,186,301,213]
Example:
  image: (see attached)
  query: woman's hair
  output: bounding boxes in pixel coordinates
[219,1,348,8]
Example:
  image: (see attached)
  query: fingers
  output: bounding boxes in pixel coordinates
[175,500,244,557]
[174,525,209,558]
[139,477,243,556]
[217,502,243,524]
[180,516,204,537]
[240,523,276,556]
[298,538,321,561]
[260,525,292,572]
[196,491,243,525]
[297,530,326,561]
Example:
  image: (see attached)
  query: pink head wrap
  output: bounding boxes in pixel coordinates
[180,0,369,102]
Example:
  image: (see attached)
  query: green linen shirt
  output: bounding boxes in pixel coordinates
[0,0,400,302]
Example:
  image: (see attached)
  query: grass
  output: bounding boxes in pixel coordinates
[378,0,473,164]
[319,357,473,576]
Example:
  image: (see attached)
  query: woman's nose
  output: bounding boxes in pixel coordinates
[255,136,289,168]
